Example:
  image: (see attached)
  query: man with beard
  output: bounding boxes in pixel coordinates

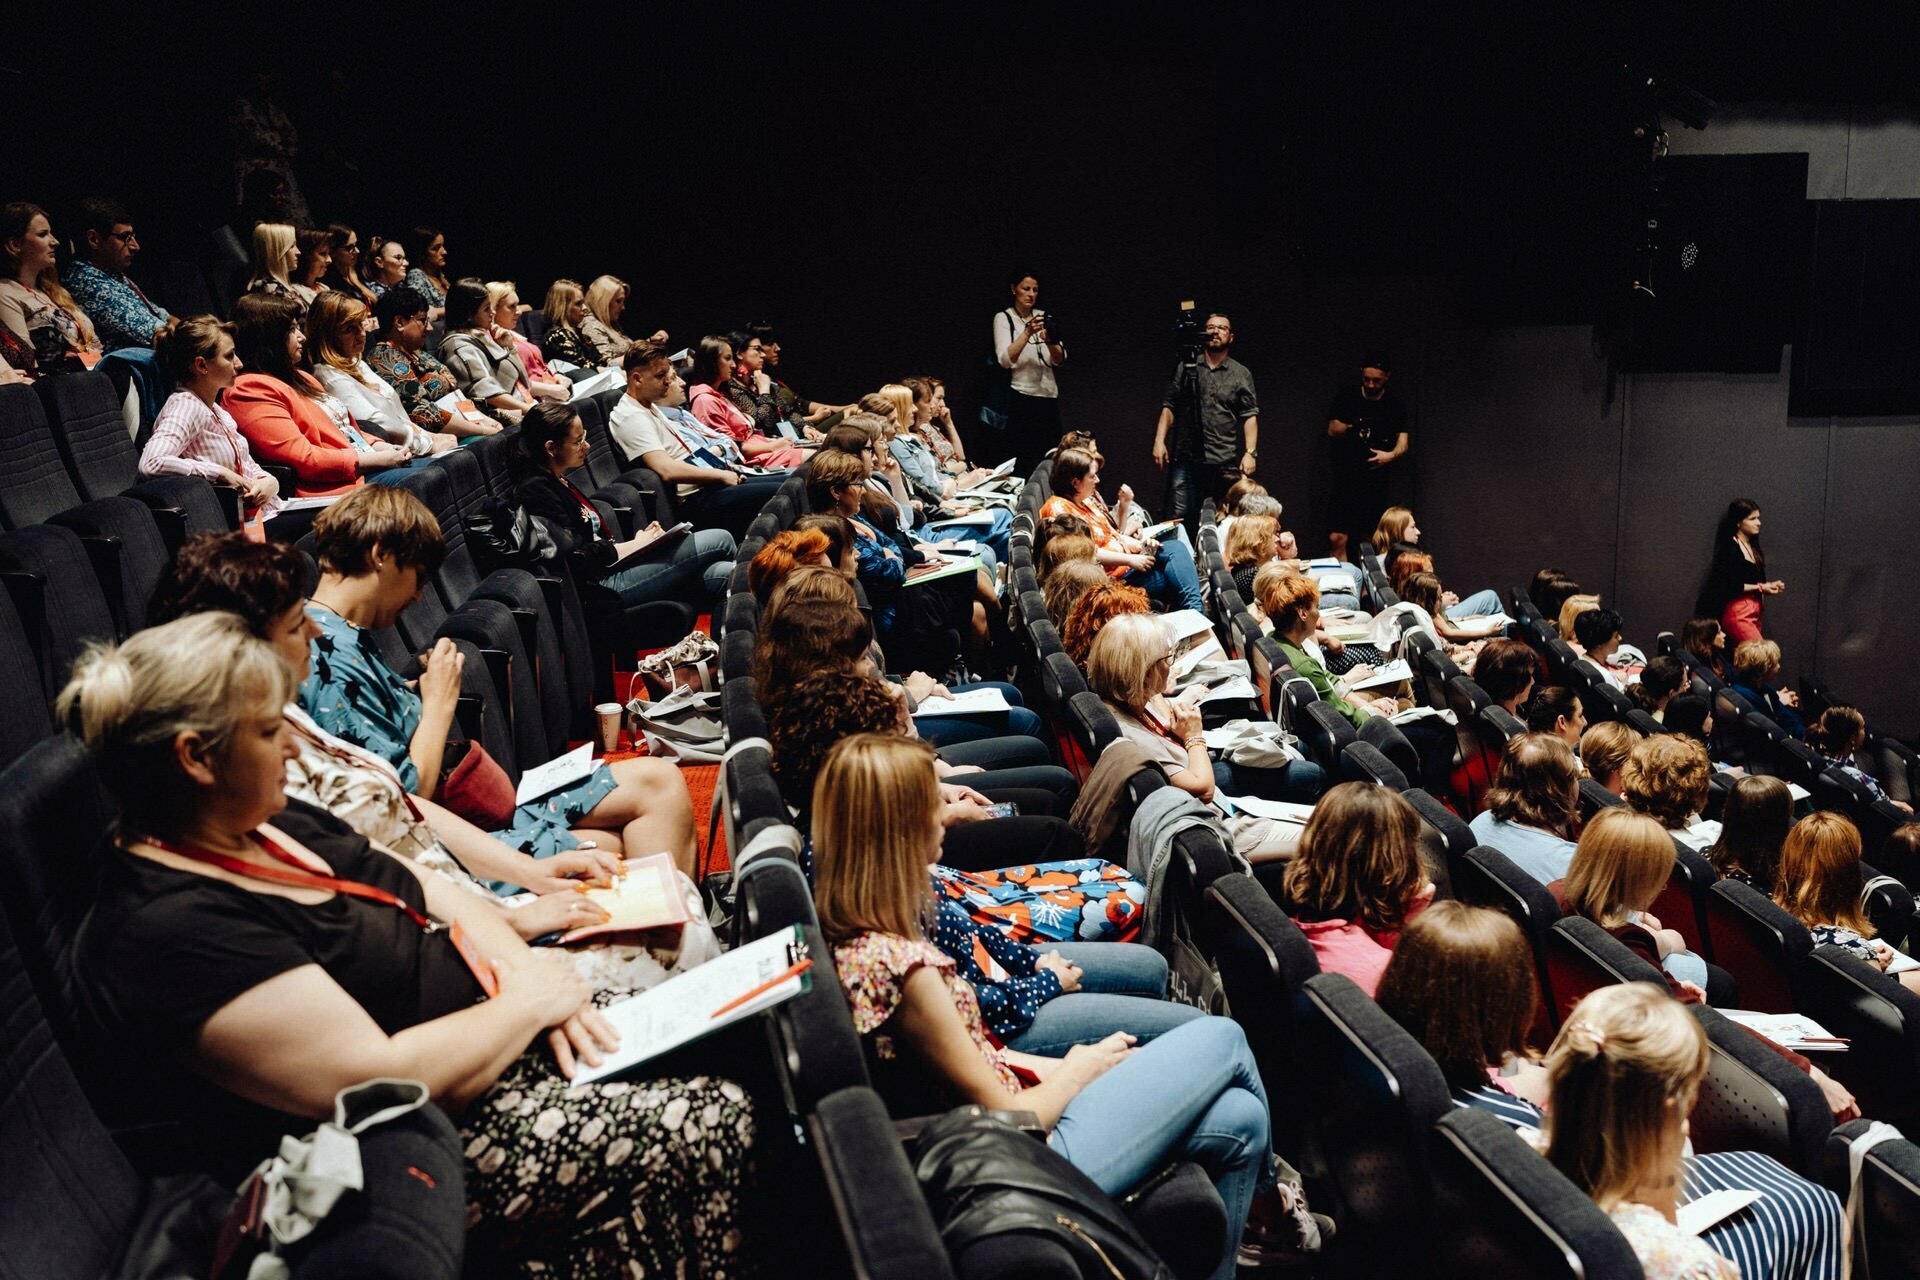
[1151,312,1260,529]
[1325,354,1409,562]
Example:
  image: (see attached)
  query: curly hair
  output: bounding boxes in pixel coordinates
[753,597,873,692]
[767,672,902,809]
[1224,515,1277,571]
[1620,734,1711,830]
[147,532,308,635]
[1062,580,1152,667]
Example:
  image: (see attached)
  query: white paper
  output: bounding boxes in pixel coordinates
[959,458,1017,490]
[274,494,347,513]
[1449,613,1512,635]
[1197,676,1261,704]
[1221,793,1317,823]
[566,367,622,400]
[1159,609,1217,646]
[1305,558,1345,571]
[911,687,1012,718]
[1390,705,1456,726]
[930,508,1001,528]
[775,419,800,440]
[1346,659,1413,691]
[515,742,597,805]
[1719,1010,1848,1051]
[1676,1188,1762,1237]
[1672,820,1722,852]
[1315,572,1358,595]
[573,927,808,1085]
[1787,782,1811,802]
[1885,949,1920,975]
[1172,636,1226,681]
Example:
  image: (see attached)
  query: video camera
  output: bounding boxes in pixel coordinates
[1172,300,1205,356]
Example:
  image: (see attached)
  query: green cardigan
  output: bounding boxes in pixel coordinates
[1274,636,1370,729]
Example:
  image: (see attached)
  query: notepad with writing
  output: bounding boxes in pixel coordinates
[911,687,1012,718]
[572,926,811,1085]
[557,852,689,944]
[515,743,597,805]
[608,522,693,572]
[905,556,982,586]
[1346,660,1413,691]
[1719,1010,1848,1051]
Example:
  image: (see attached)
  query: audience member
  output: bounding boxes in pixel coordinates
[1629,656,1688,720]
[687,335,809,467]
[1041,448,1203,612]
[323,222,377,306]
[1557,592,1599,644]
[242,222,301,302]
[1523,686,1587,751]
[365,237,408,298]
[1682,616,1729,681]
[59,197,170,351]
[1468,734,1580,884]
[59,614,753,1275]
[140,315,283,521]
[1574,607,1626,689]
[1776,811,1920,993]
[1663,693,1714,746]
[1044,559,1109,632]
[364,286,500,438]
[1730,639,1805,737]
[1,201,100,370]
[289,227,333,306]
[1531,568,1583,626]
[307,292,452,457]
[717,329,788,436]
[1448,637,1540,812]
[1278,783,1434,993]
[1705,774,1792,892]
[486,280,569,400]
[401,224,450,313]
[1553,808,1728,1002]
[438,278,534,423]
[1226,513,1279,601]
[1622,734,1712,837]
[816,733,1273,1280]
[299,487,699,868]
[1038,532,1097,578]
[1579,720,1640,796]
[607,344,785,540]
[538,277,603,369]
[1062,580,1153,667]
[1393,571,1493,657]
[225,293,407,494]
[581,274,656,362]
[904,376,990,482]
[510,401,734,608]
[1806,706,1911,811]
[1370,505,1501,616]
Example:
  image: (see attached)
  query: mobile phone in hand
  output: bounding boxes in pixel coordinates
[984,802,1019,819]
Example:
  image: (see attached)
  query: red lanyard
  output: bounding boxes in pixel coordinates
[1141,706,1184,743]
[139,831,436,932]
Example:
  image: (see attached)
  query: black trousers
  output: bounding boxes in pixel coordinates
[1006,390,1062,475]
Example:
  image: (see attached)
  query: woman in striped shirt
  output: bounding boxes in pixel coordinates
[1376,902,1844,1280]
[140,315,283,522]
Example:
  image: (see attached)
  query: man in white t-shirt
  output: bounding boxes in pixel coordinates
[607,344,785,540]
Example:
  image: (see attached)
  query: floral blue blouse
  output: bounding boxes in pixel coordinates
[298,604,614,861]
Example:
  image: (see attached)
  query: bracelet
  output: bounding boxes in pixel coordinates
[1184,735,1206,749]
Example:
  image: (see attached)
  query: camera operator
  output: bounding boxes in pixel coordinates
[992,271,1066,471]
[1151,312,1259,529]
[1324,353,1408,562]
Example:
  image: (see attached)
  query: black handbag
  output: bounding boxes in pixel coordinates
[912,1106,1173,1280]
[467,501,559,573]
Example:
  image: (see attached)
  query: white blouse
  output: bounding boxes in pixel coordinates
[314,360,435,454]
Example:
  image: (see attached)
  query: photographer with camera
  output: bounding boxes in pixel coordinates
[1152,311,1260,530]
[992,272,1066,471]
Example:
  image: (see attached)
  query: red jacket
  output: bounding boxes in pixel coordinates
[226,373,364,496]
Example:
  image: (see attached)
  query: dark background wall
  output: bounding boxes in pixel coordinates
[12,3,1920,731]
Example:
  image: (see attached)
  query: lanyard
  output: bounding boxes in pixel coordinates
[139,831,437,931]
[1141,706,1186,744]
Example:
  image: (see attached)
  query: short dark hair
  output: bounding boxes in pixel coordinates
[1361,350,1394,373]
[1573,607,1623,651]
[806,449,868,514]
[623,342,670,373]
[312,487,446,578]
[746,320,778,345]
[1049,448,1095,498]
[77,196,132,239]
[148,532,308,634]
[373,285,430,330]
[1524,685,1582,734]
[1474,639,1539,706]
[1664,693,1712,742]
[444,278,491,331]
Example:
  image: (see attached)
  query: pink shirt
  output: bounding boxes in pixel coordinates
[141,390,286,519]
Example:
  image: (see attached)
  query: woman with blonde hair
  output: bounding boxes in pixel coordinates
[1043,559,1108,632]
[580,274,665,362]
[306,292,452,457]
[1467,733,1580,883]
[816,733,1277,1280]
[141,314,283,521]
[1622,734,1712,835]
[1037,531,1097,578]
[1225,513,1279,600]
[538,277,603,370]
[1730,638,1806,737]
[61,613,756,1274]
[1370,505,1416,563]
[1088,613,1325,831]
[1579,720,1641,796]
[1557,808,1728,1002]
[243,222,301,301]
[1558,593,1600,646]
[1279,782,1434,993]
[484,281,569,400]
[1776,811,1920,992]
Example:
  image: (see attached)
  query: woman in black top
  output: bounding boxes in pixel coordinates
[63,613,754,1276]
[1696,498,1784,644]
[510,401,735,609]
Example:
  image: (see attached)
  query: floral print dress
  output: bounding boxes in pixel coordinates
[834,931,1021,1092]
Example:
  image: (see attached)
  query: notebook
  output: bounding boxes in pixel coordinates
[556,852,689,944]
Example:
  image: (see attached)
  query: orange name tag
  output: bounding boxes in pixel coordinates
[449,922,499,998]
[456,399,477,415]
[77,350,103,369]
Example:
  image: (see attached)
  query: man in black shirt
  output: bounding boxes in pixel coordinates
[1151,312,1260,529]
[1325,355,1409,561]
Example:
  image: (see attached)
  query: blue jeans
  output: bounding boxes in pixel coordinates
[917,682,1045,746]
[926,507,1012,568]
[1126,538,1205,612]
[1049,1016,1273,1280]
[600,528,733,607]
[1212,756,1328,804]
[1450,588,1503,617]
[1005,944,1203,1055]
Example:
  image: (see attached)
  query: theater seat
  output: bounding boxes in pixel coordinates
[1821,1120,1920,1280]
[1802,946,1920,1128]
[1702,879,1808,1014]
[1203,873,1320,1155]
[1339,740,1408,790]
[804,1087,955,1280]
[1690,1005,1832,1178]
[1544,917,1663,1025]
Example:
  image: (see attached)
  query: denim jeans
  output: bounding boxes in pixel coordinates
[686,475,787,541]
[1048,1016,1273,1280]
[1165,459,1238,528]
[1005,944,1204,1055]
[600,527,733,607]
[1212,756,1328,804]
[925,507,1012,568]
[917,682,1045,747]
[1449,588,1504,617]
[1126,537,1205,612]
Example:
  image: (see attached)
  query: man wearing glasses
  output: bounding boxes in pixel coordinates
[60,198,171,352]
